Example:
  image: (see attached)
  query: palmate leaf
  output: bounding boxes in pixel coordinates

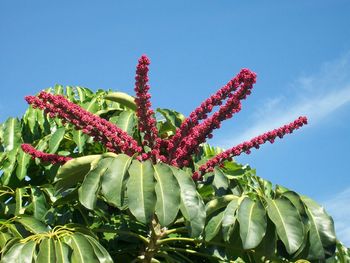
[205,210,224,242]
[153,163,180,226]
[221,198,239,242]
[111,111,135,135]
[36,238,56,263]
[55,239,70,263]
[49,127,66,154]
[30,187,49,220]
[104,91,137,111]
[126,159,156,224]
[78,158,113,210]
[15,148,31,181]
[100,154,132,208]
[206,195,238,216]
[265,198,304,254]
[1,242,28,263]
[0,225,112,263]
[237,197,267,250]
[55,155,101,192]
[15,216,49,234]
[213,167,229,196]
[69,233,100,263]
[301,196,336,260]
[171,167,206,237]
[1,148,19,185]
[84,235,114,263]
[72,130,88,154]
[2,117,22,152]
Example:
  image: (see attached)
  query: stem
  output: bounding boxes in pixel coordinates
[165,227,187,235]
[93,228,149,244]
[157,237,197,246]
[141,218,163,263]
[160,247,224,261]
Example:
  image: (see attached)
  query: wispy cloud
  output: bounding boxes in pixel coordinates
[218,53,350,246]
[221,52,350,146]
[323,188,350,246]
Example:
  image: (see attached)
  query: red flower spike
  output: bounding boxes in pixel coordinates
[25,92,142,156]
[193,116,308,180]
[21,144,72,164]
[167,69,256,161]
[134,55,160,160]
[173,71,257,167]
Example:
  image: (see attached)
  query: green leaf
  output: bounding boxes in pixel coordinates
[213,168,229,195]
[15,148,31,180]
[55,239,71,263]
[66,86,76,101]
[113,111,135,135]
[100,154,132,208]
[36,109,48,132]
[15,216,49,234]
[49,127,65,153]
[55,155,101,191]
[76,87,89,102]
[205,211,224,241]
[206,195,238,216]
[237,197,266,249]
[1,148,18,185]
[19,240,36,263]
[79,158,113,210]
[171,167,206,237]
[282,191,307,216]
[157,108,185,127]
[222,199,239,242]
[36,238,55,263]
[1,242,26,263]
[301,196,336,260]
[105,92,137,111]
[69,233,99,263]
[85,235,113,263]
[266,198,304,254]
[72,130,87,153]
[15,188,26,215]
[80,96,99,117]
[126,159,156,224]
[0,232,12,249]
[55,84,64,95]
[3,117,22,152]
[24,106,38,135]
[153,163,180,226]
[31,187,48,220]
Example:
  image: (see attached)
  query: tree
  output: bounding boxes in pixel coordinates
[0,55,348,262]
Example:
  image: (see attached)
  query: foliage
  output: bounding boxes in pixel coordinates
[0,59,348,262]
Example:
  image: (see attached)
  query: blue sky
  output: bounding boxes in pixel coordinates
[1,1,350,245]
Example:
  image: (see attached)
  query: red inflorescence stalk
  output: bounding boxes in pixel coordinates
[172,70,257,167]
[25,91,142,156]
[134,55,162,161]
[192,116,308,180]
[21,144,72,164]
[167,69,257,161]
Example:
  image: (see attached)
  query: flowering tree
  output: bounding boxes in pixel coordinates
[0,56,348,262]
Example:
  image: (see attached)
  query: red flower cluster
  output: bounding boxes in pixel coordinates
[21,144,72,164]
[167,69,256,160]
[22,55,308,179]
[193,116,308,180]
[134,55,162,161]
[171,69,257,166]
[25,91,142,156]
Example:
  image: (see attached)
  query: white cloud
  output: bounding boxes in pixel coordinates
[323,188,350,246]
[221,52,350,146]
